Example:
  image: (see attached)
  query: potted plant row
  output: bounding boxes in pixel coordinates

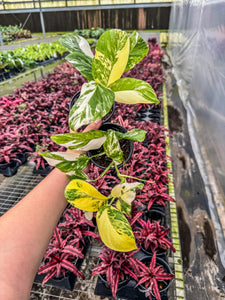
[37,29,175,299]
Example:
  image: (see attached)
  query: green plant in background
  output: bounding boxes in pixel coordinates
[41,29,159,252]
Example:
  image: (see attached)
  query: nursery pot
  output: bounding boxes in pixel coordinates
[138,256,173,298]
[87,123,134,169]
[69,91,115,123]
[142,206,166,227]
[0,160,20,177]
[98,271,130,291]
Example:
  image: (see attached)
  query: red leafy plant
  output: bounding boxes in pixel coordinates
[38,227,85,285]
[58,206,99,242]
[92,247,140,298]
[136,252,174,300]
[134,219,175,255]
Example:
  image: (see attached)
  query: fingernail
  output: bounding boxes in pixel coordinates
[94,119,101,124]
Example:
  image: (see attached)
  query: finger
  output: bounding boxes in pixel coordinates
[83,119,102,132]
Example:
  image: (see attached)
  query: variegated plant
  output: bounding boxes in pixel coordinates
[60,29,159,131]
[41,29,159,252]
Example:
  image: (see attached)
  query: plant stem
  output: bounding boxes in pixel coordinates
[88,161,114,182]
[114,164,153,183]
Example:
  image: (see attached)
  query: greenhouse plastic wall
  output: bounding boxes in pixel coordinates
[168,0,225,266]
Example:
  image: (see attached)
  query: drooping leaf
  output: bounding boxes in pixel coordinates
[125,31,149,72]
[111,182,144,204]
[66,52,93,81]
[96,205,137,251]
[40,151,80,167]
[92,29,130,86]
[55,154,89,172]
[109,78,159,104]
[67,170,89,181]
[69,81,114,131]
[51,130,107,151]
[60,33,94,58]
[115,128,147,142]
[103,130,123,164]
[65,179,107,211]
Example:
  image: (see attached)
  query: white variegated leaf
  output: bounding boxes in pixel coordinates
[69,81,114,131]
[125,31,149,72]
[111,182,144,204]
[109,77,159,104]
[66,52,93,81]
[51,130,107,151]
[40,152,80,167]
[60,33,94,58]
[103,130,123,165]
[115,128,147,142]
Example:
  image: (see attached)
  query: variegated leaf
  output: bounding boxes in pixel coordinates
[115,128,147,142]
[51,130,107,151]
[125,31,149,72]
[116,199,132,216]
[92,29,130,86]
[40,152,80,167]
[65,179,107,211]
[55,154,89,173]
[96,205,137,251]
[60,33,94,58]
[103,130,123,164]
[109,78,159,104]
[66,52,93,81]
[69,81,114,131]
[111,182,144,204]
[67,170,89,181]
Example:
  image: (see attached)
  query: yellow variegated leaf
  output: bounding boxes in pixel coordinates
[111,182,144,204]
[92,29,130,87]
[65,180,107,212]
[96,205,137,252]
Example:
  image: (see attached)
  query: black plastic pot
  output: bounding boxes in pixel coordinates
[69,91,115,123]
[34,257,84,291]
[0,160,20,177]
[33,161,53,177]
[95,251,170,300]
[138,255,173,299]
[87,122,134,170]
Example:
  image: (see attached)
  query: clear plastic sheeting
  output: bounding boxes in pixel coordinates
[168,0,225,265]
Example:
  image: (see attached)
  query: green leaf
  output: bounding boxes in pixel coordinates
[55,154,89,172]
[65,179,107,211]
[67,170,89,181]
[66,52,93,81]
[51,130,107,151]
[60,33,94,58]
[96,205,137,251]
[115,128,147,142]
[92,29,130,86]
[109,78,159,105]
[103,130,123,164]
[69,81,114,131]
[116,199,132,216]
[125,31,149,72]
[40,151,80,167]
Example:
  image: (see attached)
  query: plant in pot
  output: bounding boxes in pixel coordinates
[136,251,174,300]
[134,219,175,257]
[37,227,85,288]
[40,29,159,252]
[92,246,140,298]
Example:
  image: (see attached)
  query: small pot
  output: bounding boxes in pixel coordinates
[141,245,167,259]
[69,91,115,123]
[0,160,20,177]
[138,256,173,297]
[87,122,134,170]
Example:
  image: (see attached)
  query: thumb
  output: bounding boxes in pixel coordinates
[83,119,102,132]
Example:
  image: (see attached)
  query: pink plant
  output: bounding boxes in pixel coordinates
[92,247,140,298]
[38,227,85,285]
[134,220,175,254]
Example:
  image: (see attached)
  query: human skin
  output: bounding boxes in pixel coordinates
[0,119,102,300]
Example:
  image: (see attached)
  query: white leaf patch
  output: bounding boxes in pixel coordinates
[111,182,144,204]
